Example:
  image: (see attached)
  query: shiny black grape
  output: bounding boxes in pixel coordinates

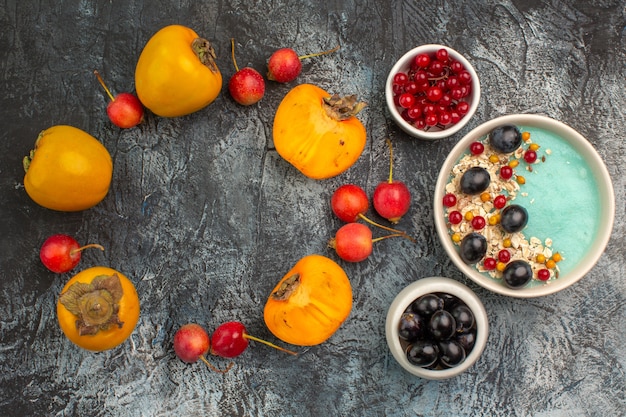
[502,260,533,289]
[438,340,467,368]
[456,330,476,353]
[460,166,491,195]
[500,204,528,233]
[489,124,522,153]
[459,232,487,264]
[406,340,439,367]
[428,310,456,341]
[450,304,475,333]
[398,312,425,342]
[411,293,444,317]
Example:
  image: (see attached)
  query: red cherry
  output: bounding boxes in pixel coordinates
[40,234,104,273]
[211,321,297,358]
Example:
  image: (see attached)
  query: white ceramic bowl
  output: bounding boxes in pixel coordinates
[385,277,488,380]
[434,114,615,298]
[385,44,480,140]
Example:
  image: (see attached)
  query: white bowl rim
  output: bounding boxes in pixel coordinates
[385,277,489,380]
[433,113,616,298]
[385,44,481,140]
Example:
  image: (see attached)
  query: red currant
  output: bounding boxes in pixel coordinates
[458,70,472,85]
[404,81,419,95]
[414,70,428,84]
[436,48,449,63]
[393,72,408,85]
[500,165,513,180]
[483,257,497,270]
[449,210,463,224]
[456,101,469,115]
[438,111,452,125]
[469,141,484,155]
[425,113,438,126]
[498,249,511,263]
[398,92,415,109]
[537,269,551,281]
[445,76,459,90]
[427,86,443,102]
[428,60,444,75]
[450,111,461,124]
[493,195,507,209]
[443,193,457,207]
[449,60,464,73]
[406,105,422,120]
[414,54,431,68]
[471,215,486,230]
[524,149,538,163]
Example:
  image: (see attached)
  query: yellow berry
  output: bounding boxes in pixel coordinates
[488,214,500,225]
[529,143,540,151]
[546,259,556,269]
[480,192,491,202]
[502,238,512,248]
[516,175,526,185]
[496,262,506,272]
[452,233,461,243]
[552,252,562,262]
[508,159,519,168]
[536,254,546,264]
[522,131,531,142]
[489,155,500,163]
[464,211,474,221]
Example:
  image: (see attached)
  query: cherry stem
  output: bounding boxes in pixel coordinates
[69,243,105,256]
[243,333,298,356]
[230,38,240,72]
[298,44,340,60]
[385,138,394,184]
[372,233,406,244]
[199,355,233,373]
[94,70,115,102]
[357,214,415,243]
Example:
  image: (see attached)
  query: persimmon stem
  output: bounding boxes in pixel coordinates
[357,214,416,243]
[243,333,298,356]
[385,138,394,184]
[298,45,340,60]
[70,243,105,256]
[199,355,233,373]
[94,70,115,102]
[372,233,406,244]
[230,38,240,72]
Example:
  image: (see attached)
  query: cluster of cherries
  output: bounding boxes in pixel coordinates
[391,48,474,130]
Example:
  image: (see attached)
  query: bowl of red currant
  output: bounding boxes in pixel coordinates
[386,44,480,140]
[385,277,488,379]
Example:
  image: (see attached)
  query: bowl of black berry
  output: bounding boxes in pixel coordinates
[385,44,480,140]
[385,277,488,379]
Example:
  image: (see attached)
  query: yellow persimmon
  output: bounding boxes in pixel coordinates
[264,254,352,346]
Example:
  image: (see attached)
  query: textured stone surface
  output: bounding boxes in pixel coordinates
[1,1,624,416]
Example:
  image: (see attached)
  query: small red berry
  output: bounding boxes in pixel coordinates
[443,193,457,207]
[493,195,507,209]
[524,149,538,163]
[398,93,415,109]
[483,257,497,270]
[471,216,486,230]
[414,53,431,68]
[537,269,551,281]
[449,210,463,224]
[427,86,443,103]
[500,166,513,180]
[436,48,449,63]
[469,142,484,155]
[393,72,408,85]
[498,249,511,263]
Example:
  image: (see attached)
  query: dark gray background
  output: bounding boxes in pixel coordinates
[1,1,624,416]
